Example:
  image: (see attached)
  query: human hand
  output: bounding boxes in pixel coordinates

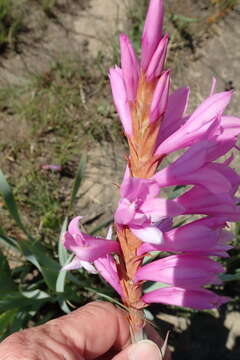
[0,301,171,360]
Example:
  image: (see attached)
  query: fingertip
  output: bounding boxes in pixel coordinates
[112,340,163,360]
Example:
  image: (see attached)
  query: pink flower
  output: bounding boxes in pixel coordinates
[146,33,169,81]
[155,91,234,157]
[143,287,230,310]
[119,33,139,102]
[135,254,224,288]
[109,66,133,136]
[95,255,123,296]
[63,217,120,270]
[141,0,164,71]
[153,141,232,193]
[114,171,184,244]
[150,70,170,122]
[138,218,232,257]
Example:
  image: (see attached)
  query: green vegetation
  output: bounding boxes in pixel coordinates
[0,0,24,51]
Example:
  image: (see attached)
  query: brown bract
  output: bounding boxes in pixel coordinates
[116,73,164,342]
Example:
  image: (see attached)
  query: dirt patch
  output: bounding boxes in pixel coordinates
[0,0,134,86]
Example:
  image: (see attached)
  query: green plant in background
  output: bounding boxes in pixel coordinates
[0,0,24,51]
[41,0,56,17]
[0,156,119,341]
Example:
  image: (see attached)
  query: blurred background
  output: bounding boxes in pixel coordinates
[0,0,239,359]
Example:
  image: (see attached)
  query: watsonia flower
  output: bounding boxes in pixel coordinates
[63,0,240,343]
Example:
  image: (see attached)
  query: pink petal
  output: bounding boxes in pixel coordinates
[140,198,184,217]
[135,254,224,288]
[143,286,230,310]
[109,66,132,136]
[155,91,233,156]
[150,70,170,123]
[176,186,239,217]
[158,87,190,144]
[146,33,169,81]
[131,226,163,244]
[114,198,136,225]
[187,91,233,132]
[141,0,164,71]
[72,239,120,262]
[80,260,98,274]
[62,257,83,271]
[94,256,123,296]
[120,33,139,101]
[68,216,83,235]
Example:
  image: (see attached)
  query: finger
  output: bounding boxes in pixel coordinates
[112,340,165,360]
[0,301,131,360]
[111,324,172,360]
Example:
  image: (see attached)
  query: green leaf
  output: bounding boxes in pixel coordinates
[143,281,169,293]
[0,309,18,339]
[0,292,49,312]
[172,14,199,23]
[220,272,240,282]
[21,289,50,300]
[19,240,60,290]
[0,170,31,238]
[0,233,18,251]
[56,254,74,313]
[169,185,186,200]
[0,250,17,294]
[58,216,69,266]
[70,155,87,209]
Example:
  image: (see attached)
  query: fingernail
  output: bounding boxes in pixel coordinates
[128,340,162,360]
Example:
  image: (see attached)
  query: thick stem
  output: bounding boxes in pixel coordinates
[117,227,146,342]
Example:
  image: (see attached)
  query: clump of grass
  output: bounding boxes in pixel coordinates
[40,0,56,17]
[0,55,124,246]
[0,0,25,52]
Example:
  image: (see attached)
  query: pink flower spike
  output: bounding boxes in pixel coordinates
[135,254,224,288]
[150,70,170,123]
[141,0,164,71]
[146,33,169,81]
[94,256,123,296]
[109,66,133,136]
[120,33,139,102]
[143,287,230,310]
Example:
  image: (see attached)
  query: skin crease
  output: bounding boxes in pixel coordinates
[0,301,171,360]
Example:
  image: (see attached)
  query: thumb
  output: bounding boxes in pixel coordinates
[112,339,169,360]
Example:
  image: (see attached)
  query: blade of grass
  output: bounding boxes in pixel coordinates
[69,154,87,209]
[0,170,33,240]
[58,216,69,266]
